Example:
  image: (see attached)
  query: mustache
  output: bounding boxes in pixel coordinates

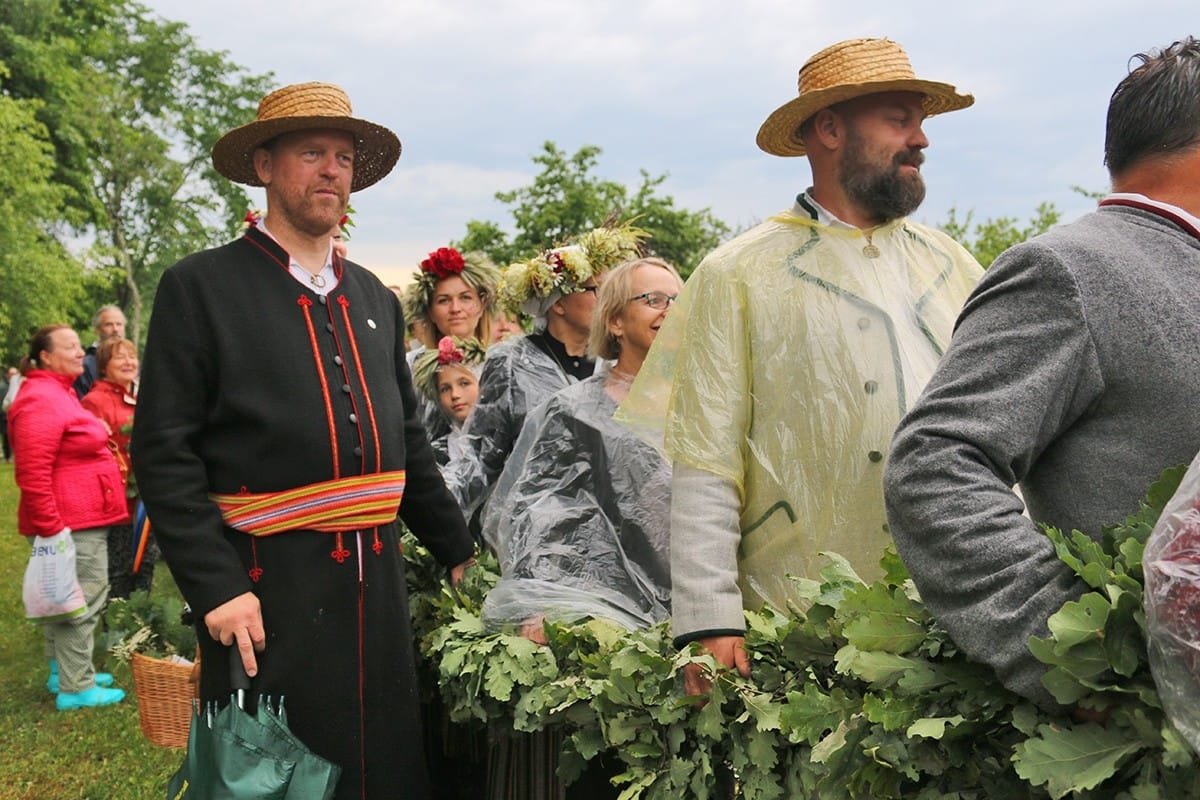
[894,149,925,168]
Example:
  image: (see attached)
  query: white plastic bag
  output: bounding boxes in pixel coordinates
[22,529,87,622]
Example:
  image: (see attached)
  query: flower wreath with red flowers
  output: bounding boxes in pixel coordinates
[337,205,356,240]
[411,335,488,404]
[241,208,266,232]
[407,247,501,325]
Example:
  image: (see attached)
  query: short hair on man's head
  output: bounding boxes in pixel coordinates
[92,304,124,330]
[1105,37,1200,177]
[588,257,682,360]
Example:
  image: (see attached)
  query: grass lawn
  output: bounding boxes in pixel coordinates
[0,462,185,799]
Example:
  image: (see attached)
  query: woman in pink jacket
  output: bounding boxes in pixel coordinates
[8,324,129,710]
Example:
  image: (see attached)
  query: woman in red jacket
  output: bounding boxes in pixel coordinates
[8,325,129,710]
[82,337,157,600]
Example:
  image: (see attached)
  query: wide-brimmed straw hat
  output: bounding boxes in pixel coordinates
[212,82,401,191]
[756,38,974,157]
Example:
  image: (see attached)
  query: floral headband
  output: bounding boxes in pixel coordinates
[407,247,501,323]
[496,220,648,320]
[411,335,488,403]
[241,205,355,239]
[337,205,355,240]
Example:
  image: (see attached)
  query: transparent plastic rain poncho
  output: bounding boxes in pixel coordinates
[481,374,672,632]
[440,335,578,516]
[1144,451,1200,753]
[617,207,982,613]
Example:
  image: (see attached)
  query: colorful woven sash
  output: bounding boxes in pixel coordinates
[211,471,406,536]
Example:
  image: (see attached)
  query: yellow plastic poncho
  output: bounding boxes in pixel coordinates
[618,207,982,614]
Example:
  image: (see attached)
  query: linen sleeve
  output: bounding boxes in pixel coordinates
[883,242,1103,708]
[670,462,745,644]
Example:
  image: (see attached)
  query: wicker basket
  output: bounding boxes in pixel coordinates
[130,650,199,749]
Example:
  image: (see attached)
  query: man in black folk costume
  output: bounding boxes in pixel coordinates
[132,82,477,800]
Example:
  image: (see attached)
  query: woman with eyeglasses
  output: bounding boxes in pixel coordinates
[81,338,158,599]
[478,255,681,799]
[440,223,647,519]
[481,256,682,638]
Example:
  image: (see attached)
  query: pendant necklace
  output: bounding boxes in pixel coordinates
[862,229,880,259]
[309,272,327,289]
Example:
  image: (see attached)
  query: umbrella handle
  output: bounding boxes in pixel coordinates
[230,648,251,708]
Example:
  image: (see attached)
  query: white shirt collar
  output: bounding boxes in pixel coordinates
[257,220,338,296]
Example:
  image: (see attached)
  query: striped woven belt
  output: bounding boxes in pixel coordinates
[210,471,406,536]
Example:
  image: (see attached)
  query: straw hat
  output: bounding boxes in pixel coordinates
[756,38,974,157]
[212,82,401,191]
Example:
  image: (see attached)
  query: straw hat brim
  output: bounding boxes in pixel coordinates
[212,116,401,192]
[756,79,974,157]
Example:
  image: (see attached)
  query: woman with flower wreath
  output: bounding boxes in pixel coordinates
[480,256,682,640]
[440,222,648,519]
[404,247,500,442]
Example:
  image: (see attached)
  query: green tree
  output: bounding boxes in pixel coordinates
[940,202,1062,268]
[0,74,86,366]
[457,142,729,278]
[1,0,273,344]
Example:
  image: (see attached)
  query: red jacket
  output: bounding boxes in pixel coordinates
[8,370,130,536]
[81,378,137,514]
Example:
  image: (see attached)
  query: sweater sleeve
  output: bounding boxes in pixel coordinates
[883,241,1103,708]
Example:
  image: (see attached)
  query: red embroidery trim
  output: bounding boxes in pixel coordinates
[337,296,383,469]
[297,296,341,477]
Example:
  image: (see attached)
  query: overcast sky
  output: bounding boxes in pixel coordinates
[144,0,1193,285]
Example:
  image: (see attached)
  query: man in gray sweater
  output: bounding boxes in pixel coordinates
[884,37,1200,709]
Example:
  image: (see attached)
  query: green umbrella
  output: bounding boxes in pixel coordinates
[167,650,341,800]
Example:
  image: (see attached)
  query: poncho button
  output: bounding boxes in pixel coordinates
[325,323,334,333]
[334,355,343,366]
[348,413,358,424]
[318,295,328,306]
[353,446,363,457]
[868,450,883,463]
[341,384,351,393]
[864,380,878,394]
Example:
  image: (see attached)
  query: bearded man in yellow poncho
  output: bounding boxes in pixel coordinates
[619,37,983,695]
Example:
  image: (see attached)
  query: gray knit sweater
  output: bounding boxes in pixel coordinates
[884,203,1200,707]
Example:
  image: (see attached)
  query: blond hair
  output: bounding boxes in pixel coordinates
[588,257,682,360]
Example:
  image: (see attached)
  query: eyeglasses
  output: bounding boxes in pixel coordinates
[629,291,678,310]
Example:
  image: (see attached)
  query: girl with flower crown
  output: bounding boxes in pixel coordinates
[411,336,487,467]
